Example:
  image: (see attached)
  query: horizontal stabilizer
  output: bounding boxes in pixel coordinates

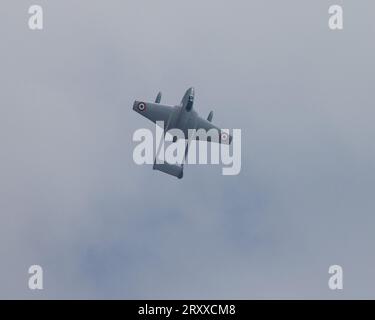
[153,162,183,179]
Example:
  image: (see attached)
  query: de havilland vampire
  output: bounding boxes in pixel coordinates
[133,87,232,179]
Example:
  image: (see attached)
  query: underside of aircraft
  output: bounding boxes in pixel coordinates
[133,87,232,179]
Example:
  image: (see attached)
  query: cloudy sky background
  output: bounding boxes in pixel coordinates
[0,0,374,299]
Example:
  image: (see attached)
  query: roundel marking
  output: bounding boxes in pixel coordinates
[221,132,229,141]
[138,102,146,111]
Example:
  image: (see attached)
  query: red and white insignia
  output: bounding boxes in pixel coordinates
[138,102,146,111]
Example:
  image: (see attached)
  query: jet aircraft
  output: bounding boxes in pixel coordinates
[133,87,232,179]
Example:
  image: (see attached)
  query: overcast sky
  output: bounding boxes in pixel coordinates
[0,0,374,299]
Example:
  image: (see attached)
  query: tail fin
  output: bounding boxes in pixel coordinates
[155,92,162,103]
[207,111,213,122]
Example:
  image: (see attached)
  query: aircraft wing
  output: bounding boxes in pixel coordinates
[194,116,232,145]
[133,100,173,125]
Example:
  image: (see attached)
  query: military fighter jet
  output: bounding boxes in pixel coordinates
[133,87,232,179]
